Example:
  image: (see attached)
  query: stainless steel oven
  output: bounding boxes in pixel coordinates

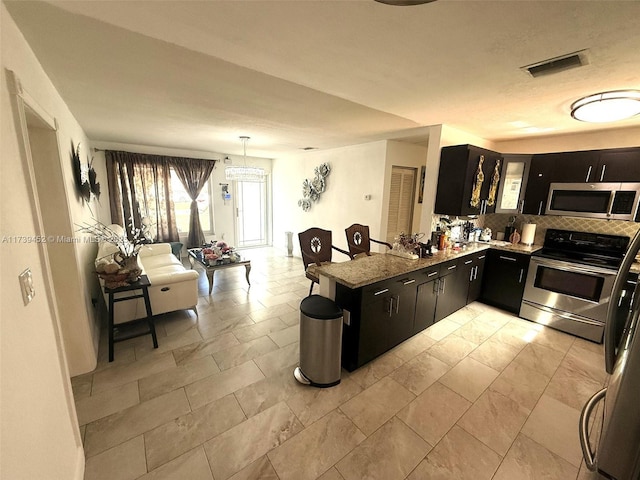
[520,229,629,343]
[520,256,617,342]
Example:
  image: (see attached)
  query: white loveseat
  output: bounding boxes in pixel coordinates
[96,224,199,324]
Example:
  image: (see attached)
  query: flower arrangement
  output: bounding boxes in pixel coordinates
[201,241,239,264]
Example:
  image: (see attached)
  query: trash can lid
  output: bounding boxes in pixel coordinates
[300,295,343,320]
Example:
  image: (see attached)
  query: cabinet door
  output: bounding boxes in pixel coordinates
[522,154,556,215]
[597,148,640,182]
[435,261,468,322]
[415,279,438,333]
[360,283,394,366]
[480,250,529,314]
[467,253,487,303]
[480,151,504,214]
[495,155,531,214]
[552,151,600,183]
[388,277,418,348]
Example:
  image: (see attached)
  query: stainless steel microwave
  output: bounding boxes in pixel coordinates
[546,182,640,221]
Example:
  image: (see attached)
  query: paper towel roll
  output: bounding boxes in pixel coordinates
[521,223,536,245]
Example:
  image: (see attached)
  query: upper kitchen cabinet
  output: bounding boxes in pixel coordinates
[522,153,557,215]
[596,148,640,182]
[551,150,601,183]
[435,145,503,216]
[495,154,531,214]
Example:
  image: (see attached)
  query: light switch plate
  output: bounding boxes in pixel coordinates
[19,268,35,306]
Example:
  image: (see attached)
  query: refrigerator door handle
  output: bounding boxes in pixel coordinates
[605,229,640,373]
[579,387,607,471]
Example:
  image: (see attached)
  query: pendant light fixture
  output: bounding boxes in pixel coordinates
[571,90,640,123]
[225,136,266,182]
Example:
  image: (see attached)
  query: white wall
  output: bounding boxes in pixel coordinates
[273,141,387,256]
[91,141,273,250]
[1,3,85,478]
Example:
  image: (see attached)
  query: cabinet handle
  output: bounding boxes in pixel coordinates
[499,255,517,262]
[478,255,486,260]
[469,267,474,282]
[600,164,606,182]
[473,265,478,281]
[519,268,524,283]
[464,260,473,265]
[433,278,440,294]
[374,288,389,296]
[427,271,438,277]
[585,165,592,182]
[538,201,543,215]
[388,297,394,316]
[395,295,400,313]
[402,279,416,285]
[447,265,457,270]
[518,199,524,214]
[441,278,446,294]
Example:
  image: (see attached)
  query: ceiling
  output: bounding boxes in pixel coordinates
[5,0,640,158]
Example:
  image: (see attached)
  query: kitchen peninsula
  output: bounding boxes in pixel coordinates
[310,241,540,371]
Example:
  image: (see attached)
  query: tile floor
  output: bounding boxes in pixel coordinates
[72,247,607,480]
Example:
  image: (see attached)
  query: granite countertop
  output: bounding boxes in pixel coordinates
[310,241,543,290]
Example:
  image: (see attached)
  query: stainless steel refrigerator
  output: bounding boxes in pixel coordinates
[580,229,640,479]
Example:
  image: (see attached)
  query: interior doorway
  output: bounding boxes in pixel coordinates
[386,166,417,244]
[234,179,268,247]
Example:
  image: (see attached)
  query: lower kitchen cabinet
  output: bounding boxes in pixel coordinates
[414,266,440,333]
[435,259,468,322]
[466,252,487,303]
[481,249,530,314]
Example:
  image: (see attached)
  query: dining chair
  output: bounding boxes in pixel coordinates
[298,227,350,296]
[344,223,392,259]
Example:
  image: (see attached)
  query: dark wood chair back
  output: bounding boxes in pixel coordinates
[298,227,350,296]
[345,223,392,258]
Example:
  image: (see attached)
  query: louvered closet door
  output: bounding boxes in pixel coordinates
[386,166,417,244]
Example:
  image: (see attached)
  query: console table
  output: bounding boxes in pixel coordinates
[188,249,251,294]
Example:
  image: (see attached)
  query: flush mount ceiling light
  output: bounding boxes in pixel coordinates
[374,0,437,5]
[571,90,640,123]
[225,136,266,182]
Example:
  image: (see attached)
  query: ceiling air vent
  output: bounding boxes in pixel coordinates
[522,50,589,78]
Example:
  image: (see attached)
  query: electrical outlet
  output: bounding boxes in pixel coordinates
[19,268,35,306]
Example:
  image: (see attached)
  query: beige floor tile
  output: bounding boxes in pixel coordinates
[545,363,604,411]
[390,351,451,395]
[268,410,366,480]
[286,376,363,426]
[397,381,471,446]
[317,467,345,480]
[469,336,524,371]
[489,360,550,411]
[424,318,461,341]
[233,317,288,343]
[76,381,139,426]
[135,327,203,358]
[138,447,214,480]
[348,351,405,389]
[563,343,607,384]
[204,401,304,480]
[139,355,219,402]
[445,305,479,325]
[407,425,501,480]
[457,389,529,456]
[158,310,199,337]
[279,310,300,327]
[390,332,437,362]
[489,323,532,349]
[495,434,579,480]
[530,325,575,353]
[145,394,246,470]
[336,417,430,480]
[198,315,255,340]
[340,376,415,435]
[186,360,265,410]
[172,333,240,366]
[84,388,191,457]
[428,334,479,366]
[228,456,279,480]
[84,435,147,480]
[259,291,300,308]
[250,303,297,323]
[234,366,304,418]
[453,318,500,344]
[71,373,93,401]
[253,341,299,377]
[439,357,499,402]
[512,342,566,378]
[91,352,176,394]
[213,336,279,371]
[268,324,299,347]
[521,394,583,467]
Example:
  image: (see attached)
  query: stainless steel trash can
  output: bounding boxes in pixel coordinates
[294,295,343,388]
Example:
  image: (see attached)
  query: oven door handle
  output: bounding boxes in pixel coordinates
[579,387,607,471]
[531,257,617,277]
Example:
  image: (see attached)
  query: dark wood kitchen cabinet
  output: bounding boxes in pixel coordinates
[480,249,530,314]
[466,252,487,303]
[414,265,440,334]
[522,154,557,215]
[596,148,640,182]
[435,145,503,216]
[435,259,468,322]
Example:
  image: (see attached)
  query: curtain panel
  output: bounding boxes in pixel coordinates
[106,150,180,243]
[171,158,216,248]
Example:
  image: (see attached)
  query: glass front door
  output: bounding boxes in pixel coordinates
[235,179,268,247]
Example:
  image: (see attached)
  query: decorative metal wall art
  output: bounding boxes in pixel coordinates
[298,162,331,212]
[72,141,100,203]
[486,159,501,207]
[469,155,484,208]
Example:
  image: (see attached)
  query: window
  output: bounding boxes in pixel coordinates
[170,170,213,234]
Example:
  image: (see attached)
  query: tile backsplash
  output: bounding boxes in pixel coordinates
[482,214,640,245]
